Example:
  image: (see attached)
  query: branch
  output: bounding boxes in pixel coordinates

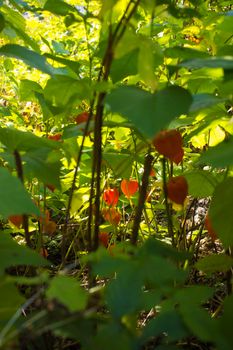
[131,153,153,245]
[14,150,32,248]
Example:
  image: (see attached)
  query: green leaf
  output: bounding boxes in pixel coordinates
[52,317,95,347]
[165,47,210,59]
[44,0,75,16]
[0,168,40,218]
[184,170,217,197]
[198,136,233,167]
[88,248,131,278]
[70,188,90,214]
[0,277,25,326]
[138,237,189,262]
[106,262,144,318]
[189,94,226,113]
[44,75,91,107]
[110,49,138,83]
[23,148,62,188]
[173,286,214,307]
[0,127,59,152]
[51,40,69,55]
[217,15,233,33]
[138,39,162,90]
[209,178,233,248]
[103,151,134,178]
[180,306,218,342]
[91,322,135,350]
[170,286,217,343]
[1,5,40,52]
[19,79,43,101]
[62,124,83,139]
[217,295,233,350]
[44,53,80,75]
[36,92,54,121]
[180,56,233,70]
[141,311,188,343]
[0,234,49,275]
[196,254,233,273]
[0,13,5,32]
[0,44,55,75]
[46,275,88,312]
[7,273,49,286]
[139,255,187,287]
[105,86,192,138]
[99,0,120,18]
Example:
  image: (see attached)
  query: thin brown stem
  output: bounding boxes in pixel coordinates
[61,106,95,266]
[131,153,153,245]
[113,0,141,48]
[162,157,175,246]
[226,247,232,295]
[88,1,141,252]
[92,99,104,251]
[14,150,32,248]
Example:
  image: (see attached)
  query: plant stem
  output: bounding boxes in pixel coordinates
[226,247,232,295]
[131,153,153,245]
[88,0,141,252]
[162,157,175,246]
[61,103,95,266]
[14,150,32,248]
[92,95,105,251]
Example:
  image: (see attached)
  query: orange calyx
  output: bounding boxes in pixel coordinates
[102,207,121,225]
[205,214,217,241]
[40,248,48,258]
[99,232,109,248]
[121,179,139,199]
[38,209,50,226]
[150,169,156,177]
[44,220,57,235]
[75,112,89,125]
[167,175,188,205]
[8,215,23,228]
[46,184,56,192]
[153,129,184,164]
[48,133,62,141]
[103,188,119,206]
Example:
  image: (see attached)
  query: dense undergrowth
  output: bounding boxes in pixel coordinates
[0,0,233,349]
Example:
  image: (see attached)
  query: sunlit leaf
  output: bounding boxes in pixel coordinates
[0,13,5,32]
[23,148,62,188]
[209,178,233,248]
[105,86,192,138]
[189,94,226,113]
[184,170,218,197]
[19,79,43,101]
[0,44,55,75]
[165,47,210,59]
[0,127,59,152]
[44,53,80,75]
[198,136,233,167]
[0,168,40,217]
[44,0,75,16]
[110,49,138,83]
[180,56,233,70]
[44,75,91,107]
